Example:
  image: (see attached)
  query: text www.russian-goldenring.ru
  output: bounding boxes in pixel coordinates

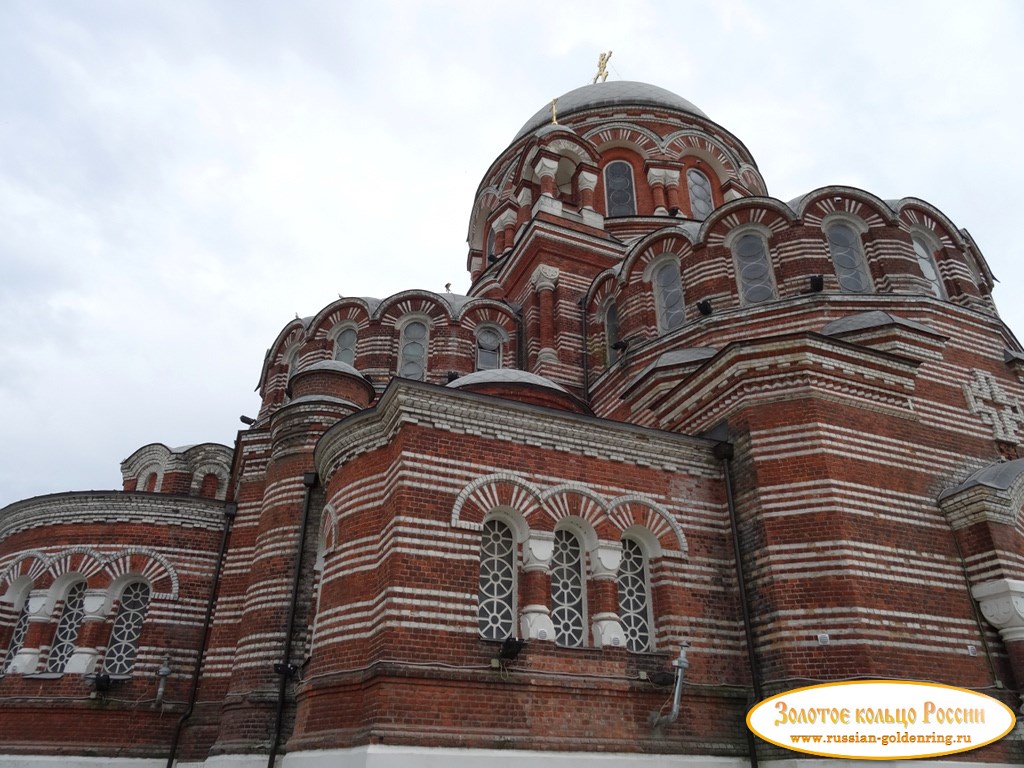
[790,732,972,747]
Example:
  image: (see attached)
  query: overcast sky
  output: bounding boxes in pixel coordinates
[2,0,1022,507]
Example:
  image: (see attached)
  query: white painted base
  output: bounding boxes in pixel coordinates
[0,750,1019,768]
[282,748,749,768]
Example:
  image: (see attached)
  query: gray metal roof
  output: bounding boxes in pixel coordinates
[514,82,708,141]
[820,310,936,337]
[938,459,1024,500]
[303,360,361,376]
[447,368,569,392]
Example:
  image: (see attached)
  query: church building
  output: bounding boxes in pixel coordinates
[1,79,1022,767]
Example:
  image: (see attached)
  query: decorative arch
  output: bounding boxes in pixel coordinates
[1,547,179,602]
[375,291,455,327]
[0,552,49,596]
[895,198,968,250]
[451,472,543,530]
[308,298,377,341]
[662,131,742,177]
[796,186,898,229]
[619,228,698,288]
[468,186,502,252]
[582,123,662,159]
[539,484,610,537]
[702,197,798,246]
[606,495,687,558]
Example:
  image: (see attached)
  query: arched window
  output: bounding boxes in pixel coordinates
[478,519,515,640]
[733,233,776,304]
[486,227,496,263]
[604,161,636,217]
[4,598,31,672]
[551,529,586,647]
[654,260,685,334]
[617,539,653,652]
[333,326,358,366]
[605,302,621,365]
[46,580,87,673]
[686,168,713,221]
[103,582,151,675]
[826,222,872,293]
[912,235,945,298]
[287,349,300,376]
[476,326,502,371]
[398,320,428,381]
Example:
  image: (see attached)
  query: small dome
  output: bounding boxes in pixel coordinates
[447,368,570,392]
[302,360,361,377]
[514,81,708,141]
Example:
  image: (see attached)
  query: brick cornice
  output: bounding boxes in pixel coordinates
[314,379,718,483]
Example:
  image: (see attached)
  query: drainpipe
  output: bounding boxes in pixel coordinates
[268,472,318,768]
[166,501,236,768]
[715,440,761,768]
[578,297,590,401]
[650,644,689,727]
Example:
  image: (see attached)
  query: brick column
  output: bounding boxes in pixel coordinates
[532,153,562,217]
[664,169,681,212]
[519,531,555,642]
[532,266,559,369]
[590,542,626,648]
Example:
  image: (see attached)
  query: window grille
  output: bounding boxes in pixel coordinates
[399,321,428,380]
[103,582,151,675]
[617,539,652,652]
[46,581,87,673]
[334,327,357,366]
[827,223,872,293]
[551,529,586,647]
[478,519,515,640]
[3,603,30,672]
[686,168,713,220]
[605,161,637,217]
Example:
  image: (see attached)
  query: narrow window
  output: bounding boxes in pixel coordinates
[605,303,621,365]
[478,519,515,640]
[399,321,428,381]
[476,327,502,371]
[103,582,151,675]
[486,227,496,262]
[912,235,945,298]
[4,601,31,672]
[604,161,636,217]
[617,539,652,652]
[827,223,872,293]
[686,168,713,221]
[46,581,87,673]
[654,261,685,333]
[144,473,158,492]
[551,529,586,647]
[333,327,357,366]
[734,233,776,304]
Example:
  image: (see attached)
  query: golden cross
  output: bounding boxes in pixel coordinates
[593,51,612,84]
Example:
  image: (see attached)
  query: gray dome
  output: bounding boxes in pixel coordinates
[447,368,570,392]
[302,360,361,376]
[514,82,708,141]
